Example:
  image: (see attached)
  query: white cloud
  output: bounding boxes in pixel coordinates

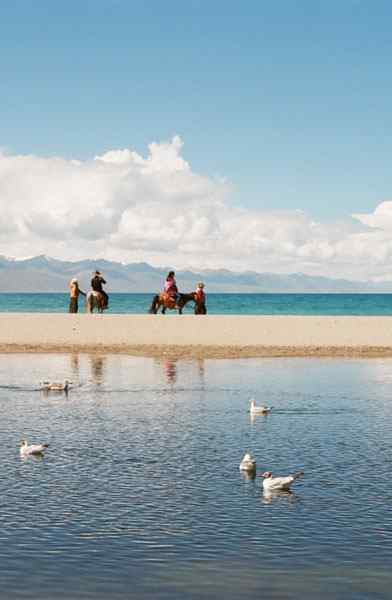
[0,136,392,280]
[353,201,392,231]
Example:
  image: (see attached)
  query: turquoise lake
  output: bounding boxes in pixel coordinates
[1,292,392,314]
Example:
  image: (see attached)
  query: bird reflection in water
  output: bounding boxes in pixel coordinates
[89,354,106,385]
[262,490,298,504]
[240,470,256,482]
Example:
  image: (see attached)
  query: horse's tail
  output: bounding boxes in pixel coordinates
[149,294,159,314]
[86,291,93,314]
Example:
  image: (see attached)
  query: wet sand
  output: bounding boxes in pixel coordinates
[2,314,392,357]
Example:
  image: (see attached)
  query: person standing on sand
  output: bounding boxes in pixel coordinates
[195,282,205,304]
[69,278,86,313]
[194,282,207,314]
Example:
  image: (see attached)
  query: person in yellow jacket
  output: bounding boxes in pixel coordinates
[69,278,86,313]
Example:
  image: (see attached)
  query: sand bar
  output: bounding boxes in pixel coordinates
[2,314,392,358]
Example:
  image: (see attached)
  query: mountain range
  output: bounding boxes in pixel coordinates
[0,255,392,293]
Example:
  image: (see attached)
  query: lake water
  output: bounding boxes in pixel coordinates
[1,292,392,315]
[1,353,391,599]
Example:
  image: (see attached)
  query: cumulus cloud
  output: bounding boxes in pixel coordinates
[0,135,392,280]
[353,201,392,231]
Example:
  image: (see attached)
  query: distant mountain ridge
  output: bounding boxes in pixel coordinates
[0,255,392,293]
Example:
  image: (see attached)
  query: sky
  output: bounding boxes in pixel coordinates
[1,1,392,279]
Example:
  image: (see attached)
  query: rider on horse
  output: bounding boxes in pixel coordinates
[164,271,179,308]
[149,276,207,315]
[91,270,109,309]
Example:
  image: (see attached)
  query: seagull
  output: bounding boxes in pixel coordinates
[20,439,49,456]
[261,470,304,492]
[250,399,271,415]
[239,452,256,473]
[41,380,70,392]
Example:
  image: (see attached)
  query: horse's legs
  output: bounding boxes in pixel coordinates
[162,306,166,314]
[148,295,159,314]
[176,295,185,315]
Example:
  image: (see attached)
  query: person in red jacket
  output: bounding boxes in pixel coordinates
[195,282,205,304]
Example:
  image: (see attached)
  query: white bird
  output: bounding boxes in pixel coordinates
[261,470,304,492]
[239,452,256,473]
[20,439,49,456]
[41,380,70,392]
[250,399,271,415]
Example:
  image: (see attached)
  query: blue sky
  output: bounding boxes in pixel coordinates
[1,1,392,219]
[1,1,392,277]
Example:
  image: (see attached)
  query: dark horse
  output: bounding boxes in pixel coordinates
[86,291,107,314]
[149,292,207,315]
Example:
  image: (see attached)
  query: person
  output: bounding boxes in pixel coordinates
[164,271,178,300]
[194,282,207,314]
[195,282,205,303]
[91,270,109,309]
[69,278,86,313]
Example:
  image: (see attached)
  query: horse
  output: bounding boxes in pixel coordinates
[148,292,207,315]
[86,291,107,314]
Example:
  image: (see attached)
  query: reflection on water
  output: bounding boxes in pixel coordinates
[197,358,205,381]
[163,359,177,385]
[20,451,45,463]
[89,354,106,384]
[70,352,79,376]
[239,470,256,483]
[262,489,297,504]
[1,354,392,599]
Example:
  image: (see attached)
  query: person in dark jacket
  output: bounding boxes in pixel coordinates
[91,270,109,309]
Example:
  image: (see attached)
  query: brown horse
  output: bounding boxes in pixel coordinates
[86,291,107,314]
[149,292,207,315]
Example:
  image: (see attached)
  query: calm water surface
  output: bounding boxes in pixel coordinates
[1,354,392,599]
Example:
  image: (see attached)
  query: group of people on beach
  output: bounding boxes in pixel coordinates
[163,271,205,308]
[69,269,205,313]
[69,270,108,313]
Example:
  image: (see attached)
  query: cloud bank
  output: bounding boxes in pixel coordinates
[0,135,391,280]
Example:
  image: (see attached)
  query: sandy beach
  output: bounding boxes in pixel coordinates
[2,313,392,357]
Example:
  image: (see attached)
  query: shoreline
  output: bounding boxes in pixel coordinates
[2,343,392,358]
